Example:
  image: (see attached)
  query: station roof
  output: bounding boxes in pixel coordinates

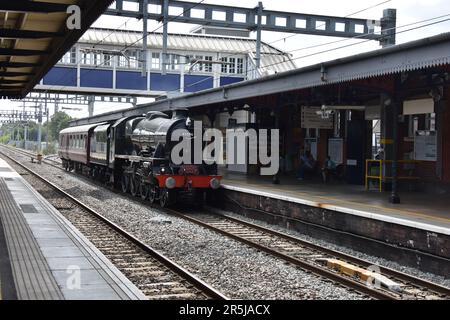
[80,27,297,74]
[0,0,114,99]
[71,32,450,126]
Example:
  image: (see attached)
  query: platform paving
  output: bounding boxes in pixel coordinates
[0,158,146,300]
[221,172,450,235]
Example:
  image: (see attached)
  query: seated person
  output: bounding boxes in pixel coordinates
[297,151,316,180]
[321,155,337,183]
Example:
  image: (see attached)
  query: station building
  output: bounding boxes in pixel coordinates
[185,34,450,196]
[37,27,296,96]
[72,32,450,196]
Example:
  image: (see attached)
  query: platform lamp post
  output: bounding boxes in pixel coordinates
[141,0,148,77]
[272,109,280,185]
[37,104,42,154]
[255,2,263,71]
[161,0,169,75]
[45,93,49,151]
[23,101,27,149]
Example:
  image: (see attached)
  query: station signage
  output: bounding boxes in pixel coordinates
[414,131,437,161]
[365,105,381,120]
[301,107,334,129]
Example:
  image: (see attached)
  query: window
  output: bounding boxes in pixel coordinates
[195,55,203,72]
[168,54,180,71]
[128,50,139,69]
[104,53,112,67]
[229,58,236,74]
[92,52,100,66]
[137,50,144,68]
[70,47,77,64]
[237,58,244,74]
[59,47,76,64]
[118,55,127,68]
[151,52,161,70]
[82,51,91,65]
[204,56,213,72]
[221,57,228,73]
[219,56,244,74]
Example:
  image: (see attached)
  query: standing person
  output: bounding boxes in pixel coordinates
[321,155,337,183]
[298,150,316,180]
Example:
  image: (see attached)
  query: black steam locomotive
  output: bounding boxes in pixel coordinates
[58,109,221,207]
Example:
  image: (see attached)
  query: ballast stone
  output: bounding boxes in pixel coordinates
[149,216,172,224]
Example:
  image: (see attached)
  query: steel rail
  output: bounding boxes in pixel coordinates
[164,207,397,300]
[4,145,450,299]
[212,209,450,297]
[0,148,228,300]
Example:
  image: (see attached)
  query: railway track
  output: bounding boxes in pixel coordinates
[0,147,227,300]
[167,209,450,300]
[3,145,450,300]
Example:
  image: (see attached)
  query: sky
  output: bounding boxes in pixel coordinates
[1,0,449,121]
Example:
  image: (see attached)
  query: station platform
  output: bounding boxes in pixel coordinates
[0,158,146,300]
[221,172,450,235]
[217,172,450,276]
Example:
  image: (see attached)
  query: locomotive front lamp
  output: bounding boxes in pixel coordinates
[210,178,221,190]
[165,177,176,189]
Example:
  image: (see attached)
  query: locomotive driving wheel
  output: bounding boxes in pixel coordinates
[140,183,150,200]
[160,188,176,208]
[121,174,129,193]
[149,185,158,204]
[130,176,140,197]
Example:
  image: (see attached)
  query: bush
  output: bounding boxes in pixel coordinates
[42,143,57,155]
[0,134,11,144]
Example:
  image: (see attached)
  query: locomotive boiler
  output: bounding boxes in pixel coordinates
[59,109,221,207]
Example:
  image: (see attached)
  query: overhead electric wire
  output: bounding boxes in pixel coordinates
[21,1,450,116]
[157,0,400,97]
[43,0,390,100]
[256,17,450,72]
[40,0,207,100]
[159,13,450,96]
[276,12,450,55]
[267,0,393,46]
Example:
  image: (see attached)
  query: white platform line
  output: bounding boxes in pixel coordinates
[222,184,450,236]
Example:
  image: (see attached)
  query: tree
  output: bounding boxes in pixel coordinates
[47,111,72,142]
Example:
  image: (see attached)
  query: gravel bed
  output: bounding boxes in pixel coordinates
[0,150,366,300]
[211,208,450,289]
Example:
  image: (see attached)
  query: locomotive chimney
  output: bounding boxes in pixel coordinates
[171,108,189,119]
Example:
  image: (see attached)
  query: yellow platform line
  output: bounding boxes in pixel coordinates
[233,182,450,225]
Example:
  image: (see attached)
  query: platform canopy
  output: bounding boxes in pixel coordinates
[0,0,114,99]
[70,32,450,126]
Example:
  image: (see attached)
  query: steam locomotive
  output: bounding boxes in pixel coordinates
[58,109,221,207]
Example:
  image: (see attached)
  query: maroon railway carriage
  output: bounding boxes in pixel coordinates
[58,111,221,207]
